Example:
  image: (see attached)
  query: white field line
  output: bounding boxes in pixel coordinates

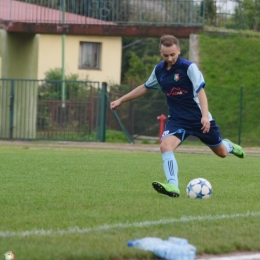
[0,211,260,238]
[197,253,260,260]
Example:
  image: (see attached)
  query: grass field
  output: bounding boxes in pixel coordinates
[0,142,260,260]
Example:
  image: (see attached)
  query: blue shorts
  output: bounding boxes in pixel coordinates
[161,120,222,147]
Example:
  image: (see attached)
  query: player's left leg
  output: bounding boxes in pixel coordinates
[210,143,228,158]
[210,140,245,158]
[223,139,245,158]
[196,120,245,159]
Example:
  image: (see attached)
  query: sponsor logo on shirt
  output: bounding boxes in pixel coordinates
[166,87,188,96]
[174,74,180,81]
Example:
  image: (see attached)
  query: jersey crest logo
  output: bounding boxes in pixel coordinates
[174,74,180,81]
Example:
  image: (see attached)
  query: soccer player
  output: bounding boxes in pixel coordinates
[110,34,245,198]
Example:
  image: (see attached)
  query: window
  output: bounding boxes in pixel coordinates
[79,42,101,69]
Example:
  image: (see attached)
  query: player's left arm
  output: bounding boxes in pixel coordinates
[187,63,210,133]
[197,88,210,133]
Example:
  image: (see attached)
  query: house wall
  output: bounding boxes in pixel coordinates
[0,30,7,78]
[1,32,39,79]
[0,31,38,139]
[0,30,2,78]
[38,35,122,84]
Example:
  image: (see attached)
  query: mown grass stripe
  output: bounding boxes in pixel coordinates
[1,211,260,238]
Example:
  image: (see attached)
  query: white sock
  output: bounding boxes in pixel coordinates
[222,140,233,153]
[162,151,178,188]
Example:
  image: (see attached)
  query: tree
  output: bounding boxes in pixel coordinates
[121,37,189,84]
[241,0,260,31]
[39,68,82,100]
[200,0,217,26]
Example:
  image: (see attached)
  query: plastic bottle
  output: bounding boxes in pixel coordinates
[127,236,196,260]
[153,240,196,260]
[127,237,164,251]
[168,237,189,246]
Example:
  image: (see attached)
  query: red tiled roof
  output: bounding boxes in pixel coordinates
[0,0,115,25]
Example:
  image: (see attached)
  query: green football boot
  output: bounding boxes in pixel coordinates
[224,139,245,159]
[152,181,180,198]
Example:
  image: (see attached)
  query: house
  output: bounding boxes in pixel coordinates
[0,0,122,84]
[0,0,123,140]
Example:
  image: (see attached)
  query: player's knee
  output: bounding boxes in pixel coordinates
[160,141,168,152]
[160,141,173,152]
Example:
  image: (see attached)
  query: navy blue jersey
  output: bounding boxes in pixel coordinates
[144,57,213,126]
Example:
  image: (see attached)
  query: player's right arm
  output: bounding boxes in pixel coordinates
[110,84,149,110]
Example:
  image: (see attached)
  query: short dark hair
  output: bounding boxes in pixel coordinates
[159,35,179,48]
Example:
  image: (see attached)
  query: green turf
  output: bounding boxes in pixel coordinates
[0,145,259,260]
[199,33,260,146]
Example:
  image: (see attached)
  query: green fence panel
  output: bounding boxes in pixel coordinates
[1,79,259,146]
[12,80,38,139]
[108,86,260,146]
[37,80,101,141]
[0,79,102,142]
[0,79,12,138]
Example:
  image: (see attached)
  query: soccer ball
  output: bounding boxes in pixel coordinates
[186,178,213,199]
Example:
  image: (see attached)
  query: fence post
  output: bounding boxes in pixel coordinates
[157,114,166,143]
[100,82,107,142]
[9,79,14,139]
[238,86,243,145]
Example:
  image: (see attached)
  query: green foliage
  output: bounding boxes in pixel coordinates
[241,0,260,32]
[1,145,260,259]
[199,33,260,145]
[201,0,217,26]
[199,34,260,87]
[105,129,128,143]
[41,67,78,100]
[124,53,160,86]
[141,139,151,144]
[121,37,190,84]
[39,67,92,100]
[44,67,79,81]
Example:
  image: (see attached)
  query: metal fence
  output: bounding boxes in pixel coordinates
[1,0,205,26]
[1,79,259,146]
[0,79,107,142]
[108,86,260,147]
[0,0,249,31]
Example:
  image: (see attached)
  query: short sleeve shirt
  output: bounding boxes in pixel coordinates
[144,57,213,125]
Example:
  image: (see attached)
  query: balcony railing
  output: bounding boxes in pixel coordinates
[1,0,205,26]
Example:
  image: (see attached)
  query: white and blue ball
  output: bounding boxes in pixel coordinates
[186,178,213,199]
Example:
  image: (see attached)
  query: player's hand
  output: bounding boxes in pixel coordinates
[110,100,122,110]
[201,117,210,133]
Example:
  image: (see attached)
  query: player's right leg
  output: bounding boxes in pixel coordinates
[152,131,184,198]
[152,181,180,197]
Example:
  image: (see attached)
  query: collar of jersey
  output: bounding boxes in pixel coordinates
[163,57,181,70]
